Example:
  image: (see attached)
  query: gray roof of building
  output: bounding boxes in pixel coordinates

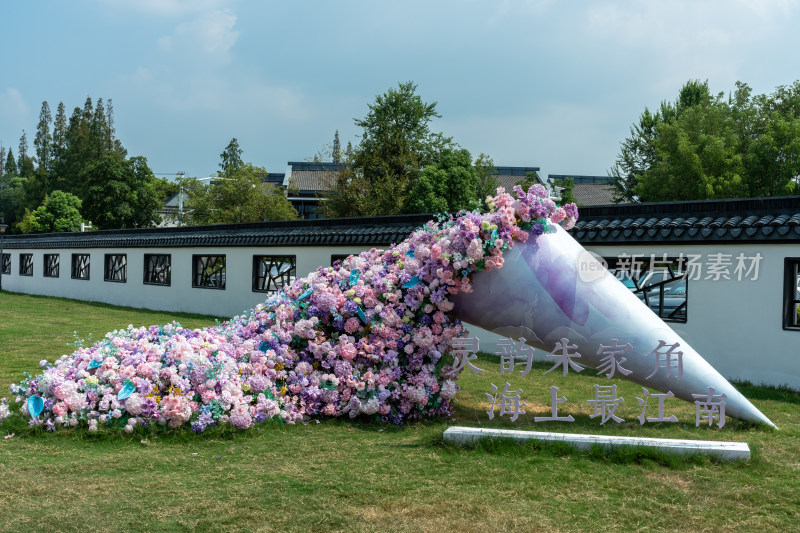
[572,183,616,206]
[2,214,433,249]
[570,196,800,244]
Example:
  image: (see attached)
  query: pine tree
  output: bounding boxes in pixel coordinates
[52,102,67,176]
[332,130,341,163]
[219,138,244,177]
[105,98,117,151]
[0,145,5,177]
[18,131,34,178]
[34,101,53,175]
[5,148,17,177]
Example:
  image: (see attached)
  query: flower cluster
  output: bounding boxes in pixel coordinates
[2,186,577,433]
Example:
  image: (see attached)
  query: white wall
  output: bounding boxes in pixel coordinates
[3,241,799,388]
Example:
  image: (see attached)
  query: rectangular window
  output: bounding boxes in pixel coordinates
[104,254,127,283]
[253,255,296,293]
[607,255,687,323]
[43,254,60,278]
[784,258,800,331]
[71,254,90,280]
[331,254,350,267]
[19,253,33,276]
[192,254,225,289]
[1,253,9,275]
[144,254,171,286]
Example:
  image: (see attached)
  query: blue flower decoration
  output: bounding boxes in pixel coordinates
[296,289,313,301]
[117,381,136,401]
[88,359,102,369]
[349,268,360,286]
[402,275,420,289]
[27,395,44,418]
[258,340,270,352]
[356,307,368,324]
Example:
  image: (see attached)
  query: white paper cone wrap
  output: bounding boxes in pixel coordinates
[451,224,776,428]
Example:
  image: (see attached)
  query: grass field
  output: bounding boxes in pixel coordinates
[1,291,799,532]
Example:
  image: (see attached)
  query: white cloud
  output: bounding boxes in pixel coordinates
[158,10,239,64]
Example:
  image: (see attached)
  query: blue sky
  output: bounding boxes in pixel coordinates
[2,0,800,180]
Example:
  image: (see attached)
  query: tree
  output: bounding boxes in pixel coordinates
[610,79,800,202]
[177,163,298,225]
[4,148,17,178]
[404,148,483,213]
[34,101,52,175]
[514,170,541,192]
[17,131,34,178]
[19,190,83,233]
[332,130,341,163]
[219,138,243,177]
[323,82,455,217]
[0,176,26,228]
[80,152,161,229]
[0,145,5,177]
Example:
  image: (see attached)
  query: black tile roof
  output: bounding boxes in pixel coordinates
[570,196,800,244]
[2,214,433,249]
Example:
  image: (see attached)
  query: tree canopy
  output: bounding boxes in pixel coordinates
[18,190,83,233]
[322,82,496,217]
[611,80,800,202]
[177,163,298,225]
[0,96,162,232]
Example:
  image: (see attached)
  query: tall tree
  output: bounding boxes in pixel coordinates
[219,138,243,177]
[51,102,68,182]
[4,148,17,177]
[332,130,341,163]
[18,131,35,178]
[323,82,454,217]
[0,145,5,177]
[34,101,53,175]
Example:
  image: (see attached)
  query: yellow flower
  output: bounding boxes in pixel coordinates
[274,363,284,371]
[353,297,362,304]
[279,386,287,396]
[242,384,251,392]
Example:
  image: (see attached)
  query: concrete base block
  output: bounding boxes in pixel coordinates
[443,426,750,461]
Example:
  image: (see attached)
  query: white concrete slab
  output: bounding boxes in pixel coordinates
[443,426,750,461]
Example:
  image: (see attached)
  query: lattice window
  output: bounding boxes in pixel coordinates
[1,253,9,275]
[104,254,127,282]
[253,255,296,293]
[71,254,90,280]
[19,254,33,276]
[785,258,800,330]
[43,254,60,278]
[607,256,687,323]
[144,254,171,286]
[193,255,226,289]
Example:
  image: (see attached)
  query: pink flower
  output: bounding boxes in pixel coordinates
[344,317,361,334]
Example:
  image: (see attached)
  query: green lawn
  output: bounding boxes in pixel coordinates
[1,290,799,532]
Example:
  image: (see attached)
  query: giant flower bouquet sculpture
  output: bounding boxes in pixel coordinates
[1,185,579,433]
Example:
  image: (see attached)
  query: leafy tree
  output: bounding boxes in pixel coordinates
[18,190,83,233]
[404,148,483,213]
[80,152,161,229]
[0,176,26,228]
[323,82,455,217]
[177,163,298,225]
[4,148,17,178]
[153,177,180,206]
[219,138,243,177]
[610,79,800,202]
[474,153,499,200]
